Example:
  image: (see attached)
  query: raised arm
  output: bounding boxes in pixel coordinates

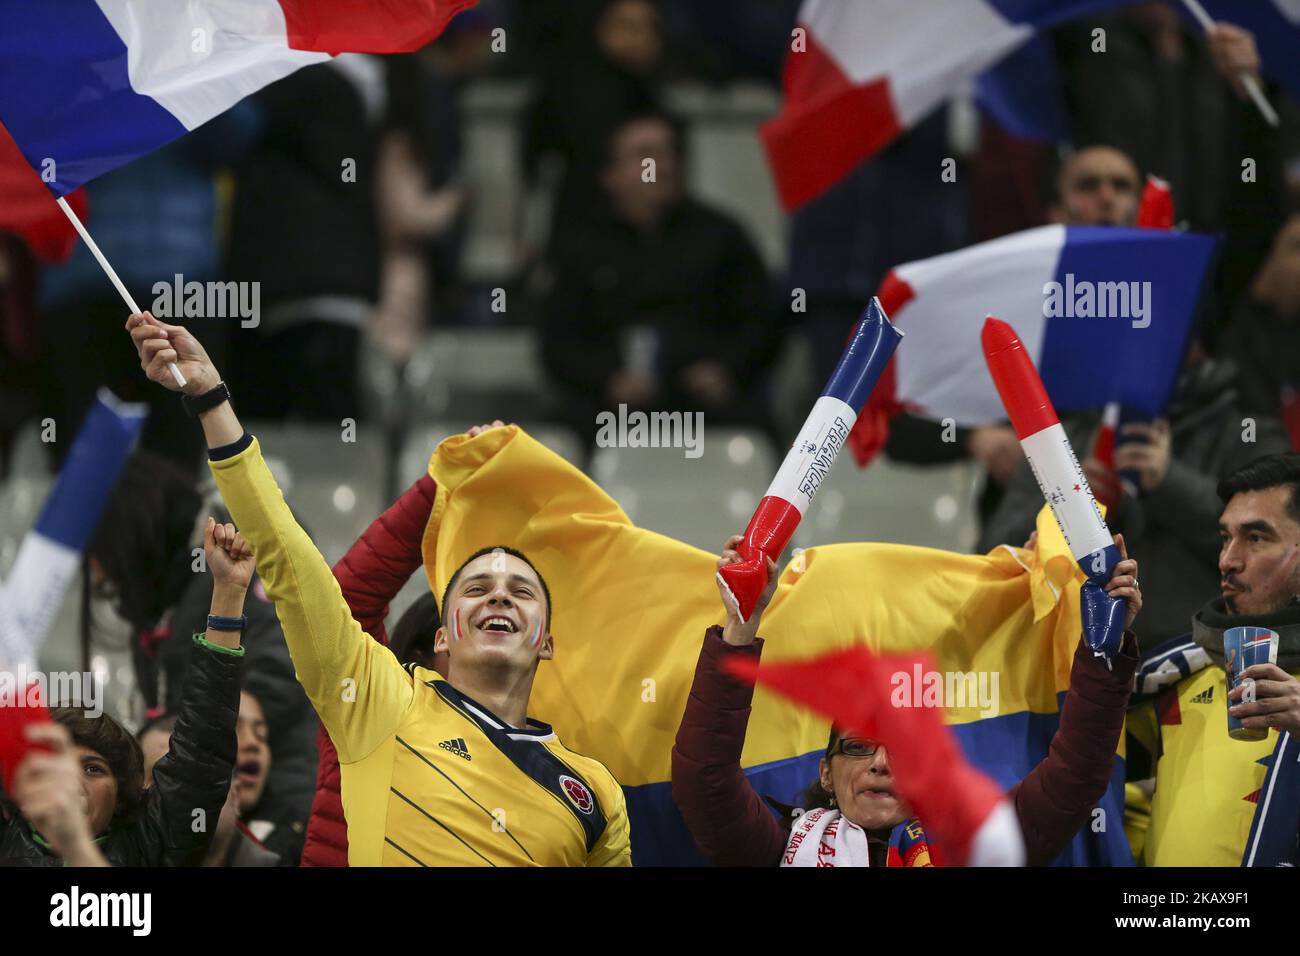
[134,517,249,866]
[1008,538,1142,865]
[670,537,787,866]
[125,313,412,762]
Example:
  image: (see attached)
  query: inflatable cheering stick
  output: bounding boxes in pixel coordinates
[981,317,1126,659]
[718,298,902,622]
[1136,175,1174,230]
[723,646,1025,866]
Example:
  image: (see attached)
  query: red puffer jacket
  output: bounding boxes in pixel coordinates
[299,474,438,867]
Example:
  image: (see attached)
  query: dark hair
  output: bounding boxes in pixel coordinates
[389,591,442,666]
[87,451,202,631]
[52,707,145,826]
[136,712,179,742]
[1217,453,1300,524]
[441,545,553,632]
[601,108,686,171]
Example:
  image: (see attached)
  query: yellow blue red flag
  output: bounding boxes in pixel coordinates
[421,426,1131,865]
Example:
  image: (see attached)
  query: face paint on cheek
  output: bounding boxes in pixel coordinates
[530,618,543,650]
[452,607,462,642]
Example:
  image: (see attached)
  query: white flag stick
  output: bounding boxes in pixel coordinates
[55,196,187,388]
[1180,0,1280,128]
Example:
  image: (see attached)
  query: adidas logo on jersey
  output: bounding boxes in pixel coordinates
[1191,687,1214,704]
[438,737,471,760]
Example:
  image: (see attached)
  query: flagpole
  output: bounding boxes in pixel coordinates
[1179,0,1280,128]
[54,196,187,388]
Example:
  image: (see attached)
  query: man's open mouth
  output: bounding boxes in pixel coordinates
[476,615,519,634]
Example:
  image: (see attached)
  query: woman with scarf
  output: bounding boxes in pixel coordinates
[671,534,1143,867]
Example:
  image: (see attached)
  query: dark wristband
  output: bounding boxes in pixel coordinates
[206,614,248,632]
[183,381,231,418]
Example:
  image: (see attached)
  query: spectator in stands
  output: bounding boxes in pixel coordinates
[1126,453,1300,866]
[4,723,108,867]
[139,694,283,866]
[87,451,317,863]
[521,0,663,258]
[0,516,248,866]
[1049,145,1141,227]
[539,111,781,444]
[1230,212,1300,448]
[303,469,442,867]
[671,533,1143,866]
[224,58,387,421]
[980,347,1292,646]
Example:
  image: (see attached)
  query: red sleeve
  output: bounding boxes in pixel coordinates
[1009,631,1139,866]
[670,626,789,867]
[331,473,439,645]
[299,474,438,868]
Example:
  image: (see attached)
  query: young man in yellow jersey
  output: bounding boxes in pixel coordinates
[1126,453,1300,866]
[124,311,631,867]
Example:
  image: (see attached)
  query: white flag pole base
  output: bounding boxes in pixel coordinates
[1180,0,1279,128]
[55,196,188,388]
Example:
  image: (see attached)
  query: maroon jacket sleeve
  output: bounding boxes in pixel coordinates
[1008,631,1139,866]
[670,626,790,867]
[299,474,438,868]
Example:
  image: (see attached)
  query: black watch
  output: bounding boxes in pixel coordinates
[182,381,232,418]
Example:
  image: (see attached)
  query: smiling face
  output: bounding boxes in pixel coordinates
[1219,486,1300,616]
[819,739,911,832]
[73,745,119,836]
[435,551,553,677]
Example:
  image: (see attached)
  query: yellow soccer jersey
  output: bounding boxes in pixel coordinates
[209,437,631,867]
[1126,665,1288,866]
[354,665,630,867]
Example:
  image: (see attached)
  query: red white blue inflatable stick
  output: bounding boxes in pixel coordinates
[981,317,1126,659]
[718,297,902,622]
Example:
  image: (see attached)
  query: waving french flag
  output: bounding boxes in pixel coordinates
[0,390,147,671]
[848,224,1219,466]
[762,0,1137,210]
[0,0,475,197]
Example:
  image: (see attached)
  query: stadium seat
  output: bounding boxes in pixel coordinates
[244,423,388,566]
[590,428,777,550]
[791,455,983,554]
[396,421,584,489]
[403,328,551,423]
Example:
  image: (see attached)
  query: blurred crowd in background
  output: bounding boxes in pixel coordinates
[3,0,1300,865]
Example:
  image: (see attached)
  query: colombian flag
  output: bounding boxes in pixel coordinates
[421,427,1132,865]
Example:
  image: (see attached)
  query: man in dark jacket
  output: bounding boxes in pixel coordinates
[1,516,247,866]
[979,355,1292,647]
[539,111,781,445]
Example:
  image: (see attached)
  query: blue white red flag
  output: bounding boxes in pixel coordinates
[0,0,475,197]
[849,224,1219,465]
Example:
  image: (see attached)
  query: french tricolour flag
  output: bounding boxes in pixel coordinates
[762,0,1136,210]
[0,0,475,197]
[0,390,146,671]
[848,224,1219,466]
